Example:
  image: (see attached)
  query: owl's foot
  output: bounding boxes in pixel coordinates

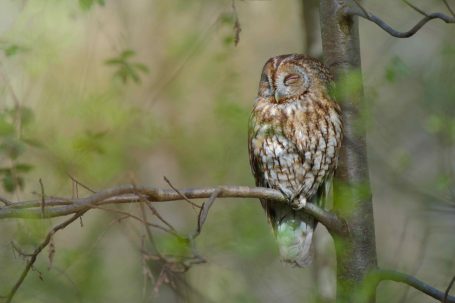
[290,196,306,210]
[278,185,307,210]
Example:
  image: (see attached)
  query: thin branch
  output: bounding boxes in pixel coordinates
[442,0,455,18]
[344,0,455,38]
[163,177,201,209]
[39,179,45,218]
[192,188,221,238]
[95,205,179,237]
[67,174,96,193]
[0,196,12,206]
[5,210,87,303]
[231,0,242,46]
[144,203,177,233]
[0,184,348,236]
[402,0,428,17]
[445,276,455,303]
[366,270,455,303]
[10,241,34,257]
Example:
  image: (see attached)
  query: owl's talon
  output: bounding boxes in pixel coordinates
[289,185,307,210]
[290,197,306,210]
[278,185,306,210]
[277,185,294,202]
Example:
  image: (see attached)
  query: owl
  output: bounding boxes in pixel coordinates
[248,54,343,267]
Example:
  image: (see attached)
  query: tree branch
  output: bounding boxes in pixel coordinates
[344,0,455,38]
[5,210,87,303]
[364,270,455,303]
[0,184,348,236]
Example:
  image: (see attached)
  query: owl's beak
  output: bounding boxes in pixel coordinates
[275,90,285,103]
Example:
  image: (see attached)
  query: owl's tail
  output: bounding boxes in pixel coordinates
[271,197,316,267]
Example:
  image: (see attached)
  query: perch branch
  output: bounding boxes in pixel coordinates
[366,270,455,303]
[344,0,455,38]
[0,185,348,236]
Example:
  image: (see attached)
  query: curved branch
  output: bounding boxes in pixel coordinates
[366,269,455,303]
[344,0,455,38]
[0,185,348,236]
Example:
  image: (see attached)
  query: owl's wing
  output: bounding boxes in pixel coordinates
[248,114,269,207]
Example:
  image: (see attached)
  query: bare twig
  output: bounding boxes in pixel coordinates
[163,177,201,209]
[138,202,161,254]
[10,241,34,257]
[445,276,455,303]
[344,0,455,38]
[39,179,45,218]
[145,203,177,233]
[402,0,429,17]
[0,196,12,206]
[5,210,87,303]
[67,174,96,193]
[231,0,242,46]
[365,270,455,303]
[192,188,221,238]
[442,0,455,18]
[95,205,179,237]
[0,184,348,236]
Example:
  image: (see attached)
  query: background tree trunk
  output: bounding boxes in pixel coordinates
[319,1,378,302]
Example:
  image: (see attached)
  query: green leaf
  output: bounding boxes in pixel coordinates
[120,49,135,59]
[104,58,123,65]
[385,56,409,82]
[105,50,149,84]
[2,173,16,192]
[425,114,444,134]
[19,107,34,126]
[133,63,149,73]
[79,0,105,10]
[79,0,95,10]
[2,172,23,193]
[0,115,14,136]
[219,12,234,25]
[72,132,106,154]
[223,35,235,46]
[0,137,26,160]
[3,44,29,57]
[330,70,363,101]
[14,163,34,173]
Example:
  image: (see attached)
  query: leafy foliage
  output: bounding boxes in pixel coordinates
[385,56,409,82]
[79,0,105,11]
[0,43,29,57]
[105,49,149,84]
[0,107,35,192]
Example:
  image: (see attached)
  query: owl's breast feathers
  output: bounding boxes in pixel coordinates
[248,94,343,201]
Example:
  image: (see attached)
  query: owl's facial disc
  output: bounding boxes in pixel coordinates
[274,66,310,103]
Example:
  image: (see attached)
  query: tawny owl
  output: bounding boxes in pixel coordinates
[248,54,343,267]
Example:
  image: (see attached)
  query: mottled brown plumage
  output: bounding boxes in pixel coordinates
[248,54,343,266]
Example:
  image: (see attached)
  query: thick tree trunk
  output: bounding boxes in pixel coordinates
[319,1,378,302]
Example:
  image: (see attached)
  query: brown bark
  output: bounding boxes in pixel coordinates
[319,1,378,302]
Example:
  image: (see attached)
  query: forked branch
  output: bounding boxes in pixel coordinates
[344,0,455,38]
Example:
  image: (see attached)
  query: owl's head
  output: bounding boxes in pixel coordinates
[258,54,332,103]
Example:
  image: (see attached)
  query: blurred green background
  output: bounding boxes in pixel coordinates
[0,0,454,302]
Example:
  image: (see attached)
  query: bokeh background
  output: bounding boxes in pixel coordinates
[0,1,454,302]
